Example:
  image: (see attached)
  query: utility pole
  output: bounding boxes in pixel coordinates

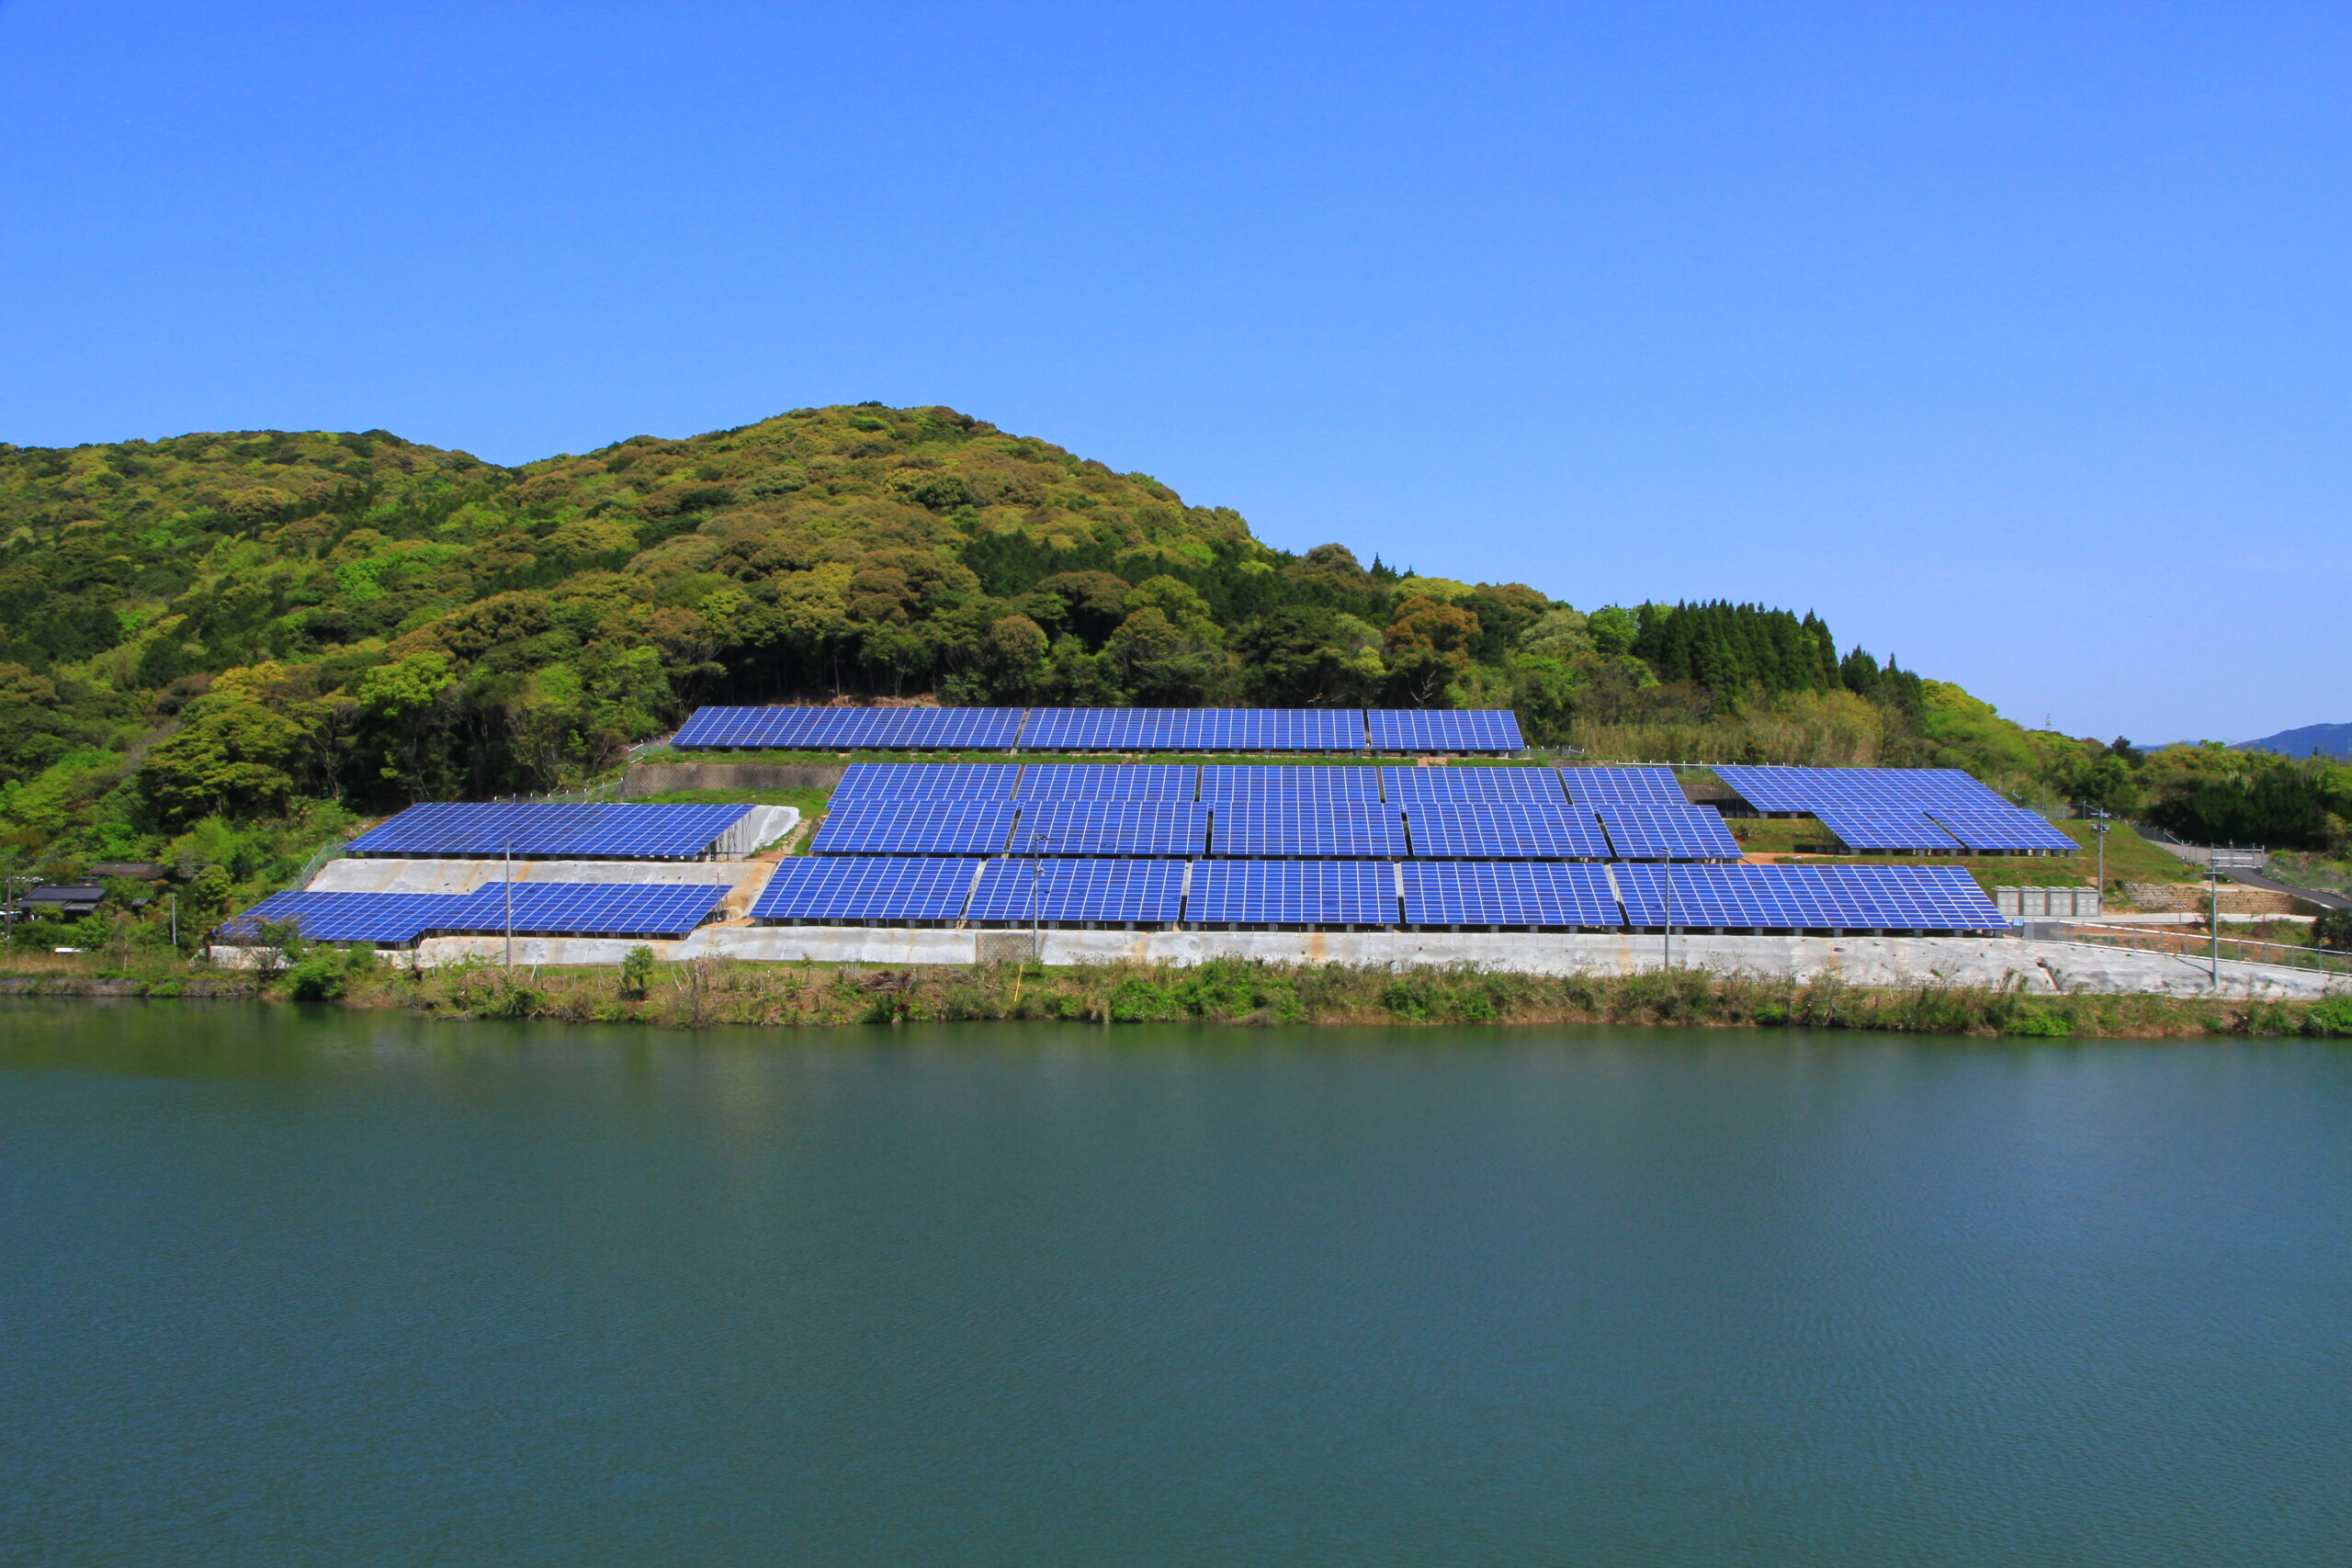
[504,837,514,968]
[2083,803,2110,915]
[1029,831,1047,961]
[2210,848,2222,987]
[1663,858,1674,971]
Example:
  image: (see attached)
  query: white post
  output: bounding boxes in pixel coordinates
[504,839,514,968]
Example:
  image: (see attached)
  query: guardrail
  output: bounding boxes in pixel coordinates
[2052,921,2352,977]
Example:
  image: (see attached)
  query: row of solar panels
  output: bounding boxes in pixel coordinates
[813,797,1744,860]
[1715,764,2011,814]
[673,706,1526,753]
[346,803,758,861]
[1814,807,2078,854]
[754,858,2005,932]
[831,762,1689,807]
[221,883,730,945]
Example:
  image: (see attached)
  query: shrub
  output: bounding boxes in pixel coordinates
[2303,997,2352,1037]
[2311,908,2352,951]
[619,944,657,999]
[1107,975,1176,1022]
[2002,1006,2073,1037]
[284,953,347,1001]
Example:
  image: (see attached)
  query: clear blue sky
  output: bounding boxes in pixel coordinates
[3,2,2344,744]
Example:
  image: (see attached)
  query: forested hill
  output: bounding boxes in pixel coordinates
[0,401,2241,873]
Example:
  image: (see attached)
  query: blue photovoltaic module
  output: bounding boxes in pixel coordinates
[966,858,1186,926]
[1713,764,2012,815]
[1401,801,1610,859]
[1366,710,1525,753]
[1612,863,2003,931]
[1812,808,1967,852]
[1183,860,1398,927]
[1209,801,1408,858]
[221,882,729,942]
[1012,764,1200,799]
[830,762,1023,806]
[1398,862,1623,928]
[1380,766,1566,804]
[1593,805,1744,862]
[752,856,983,924]
[1011,799,1210,856]
[347,803,753,860]
[810,799,1018,855]
[1557,765,1687,807]
[1926,810,2078,853]
[1196,764,1385,802]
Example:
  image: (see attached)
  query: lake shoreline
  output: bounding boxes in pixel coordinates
[6,958,2347,1039]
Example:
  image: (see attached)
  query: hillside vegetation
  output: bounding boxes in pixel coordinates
[2,402,2343,908]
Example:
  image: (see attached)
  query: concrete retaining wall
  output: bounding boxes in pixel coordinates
[2125,882,2308,915]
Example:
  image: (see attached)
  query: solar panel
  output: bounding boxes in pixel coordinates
[447,881,729,937]
[1209,801,1408,857]
[1713,765,2012,814]
[1366,710,1524,753]
[219,890,479,944]
[1612,863,2003,931]
[1399,863,1623,928]
[1594,805,1744,861]
[1197,764,1385,802]
[1926,810,2078,854]
[966,858,1186,926]
[810,799,1017,855]
[222,883,730,942]
[1181,709,1367,751]
[1184,861,1399,927]
[1813,808,1966,852]
[1012,764,1199,798]
[347,803,753,860]
[1011,799,1209,856]
[752,856,982,924]
[1015,708,1188,751]
[673,705,1025,750]
[1402,801,1611,859]
[831,762,1022,806]
[1558,765,1687,807]
[1380,766,1567,804]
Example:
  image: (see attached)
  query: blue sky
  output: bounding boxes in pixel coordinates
[2,1,2344,743]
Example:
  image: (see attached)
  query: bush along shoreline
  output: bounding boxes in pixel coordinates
[6,950,2348,1039]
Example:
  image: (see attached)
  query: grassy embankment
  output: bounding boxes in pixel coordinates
[5,947,2348,1039]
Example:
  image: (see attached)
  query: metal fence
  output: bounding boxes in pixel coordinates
[2052,921,2352,978]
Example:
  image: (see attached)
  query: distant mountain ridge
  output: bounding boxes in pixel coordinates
[2238,722,2352,760]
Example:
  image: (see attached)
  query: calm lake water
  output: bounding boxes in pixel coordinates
[2,1002,2347,1566]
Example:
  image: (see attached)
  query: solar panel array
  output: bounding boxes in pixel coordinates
[1813,809,1965,853]
[673,706,1026,750]
[812,799,1019,856]
[674,706,1524,753]
[348,802,754,860]
[967,859,1187,927]
[1926,810,2079,854]
[833,762,1021,804]
[1402,802,1611,860]
[223,881,729,943]
[1366,709,1526,753]
[1381,766,1566,804]
[1185,861,1400,927]
[1398,863,1622,928]
[1197,764,1385,802]
[1211,801,1409,858]
[1712,766,2072,855]
[752,857,983,925]
[1559,765,1687,807]
[1013,764,1197,798]
[1595,805,1745,862]
[1011,799,1210,857]
[745,857,2006,931]
[1714,765,2011,814]
[1611,864,2000,931]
